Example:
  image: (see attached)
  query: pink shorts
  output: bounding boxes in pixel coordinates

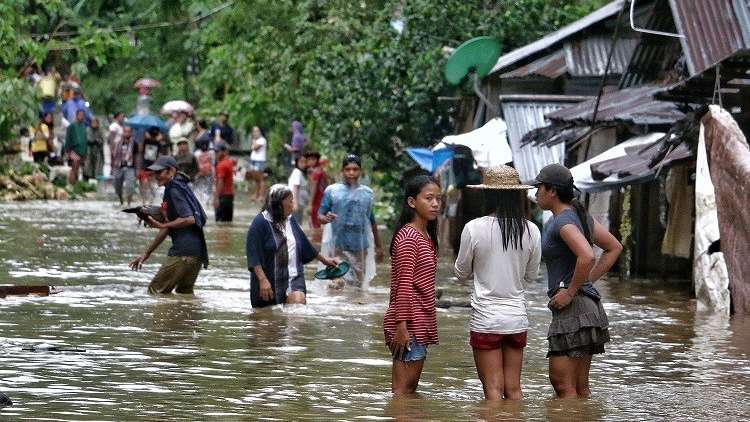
[470,331,527,350]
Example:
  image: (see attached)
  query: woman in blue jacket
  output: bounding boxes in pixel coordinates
[247,184,338,307]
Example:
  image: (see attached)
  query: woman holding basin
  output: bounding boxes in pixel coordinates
[246,184,338,308]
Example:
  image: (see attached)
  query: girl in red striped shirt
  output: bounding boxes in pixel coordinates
[383,175,441,395]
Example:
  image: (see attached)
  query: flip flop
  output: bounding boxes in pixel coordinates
[314,262,350,280]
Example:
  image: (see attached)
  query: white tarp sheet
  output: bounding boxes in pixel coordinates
[693,123,730,314]
[436,117,513,168]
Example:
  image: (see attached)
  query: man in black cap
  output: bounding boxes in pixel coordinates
[129,155,209,294]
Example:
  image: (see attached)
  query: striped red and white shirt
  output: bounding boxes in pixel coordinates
[383,225,438,346]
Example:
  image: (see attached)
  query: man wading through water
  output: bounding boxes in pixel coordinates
[129,156,209,294]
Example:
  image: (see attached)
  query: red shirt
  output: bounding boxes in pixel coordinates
[215,158,234,195]
[383,225,438,346]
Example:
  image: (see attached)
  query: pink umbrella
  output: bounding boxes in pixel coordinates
[134,78,161,89]
[160,100,194,115]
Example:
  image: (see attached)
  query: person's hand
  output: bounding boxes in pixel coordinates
[550,288,574,310]
[375,245,385,263]
[321,256,339,268]
[389,321,410,360]
[319,212,337,224]
[283,144,293,152]
[145,216,165,229]
[259,278,273,301]
[129,253,149,271]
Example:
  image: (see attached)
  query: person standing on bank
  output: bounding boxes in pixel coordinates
[246,126,267,202]
[63,109,88,186]
[454,165,541,400]
[288,154,308,225]
[318,154,384,287]
[111,126,136,207]
[533,163,622,399]
[383,175,441,396]
[246,184,338,308]
[213,143,235,223]
[129,156,209,294]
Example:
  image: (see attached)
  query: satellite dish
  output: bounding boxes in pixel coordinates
[444,36,501,85]
[444,37,501,113]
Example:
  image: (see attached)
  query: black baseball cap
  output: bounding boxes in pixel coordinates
[534,163,578,190]
[146,155,177,171]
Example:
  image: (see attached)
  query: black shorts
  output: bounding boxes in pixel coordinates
[215,194,234,222]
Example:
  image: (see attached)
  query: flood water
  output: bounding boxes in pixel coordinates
[0,199,749,420]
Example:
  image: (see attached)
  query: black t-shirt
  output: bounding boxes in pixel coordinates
[163,180,205,258]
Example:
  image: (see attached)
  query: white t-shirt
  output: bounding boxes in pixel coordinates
[250,136,267,162]
[109,122,123,145]
[169,121,194,149]
[285,218,298,279]
[454,216,542,334]
[288,168,309,207]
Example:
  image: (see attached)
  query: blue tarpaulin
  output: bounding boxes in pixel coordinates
[406,147,454,173]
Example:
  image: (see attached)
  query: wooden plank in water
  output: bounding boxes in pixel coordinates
[0,286,62,298]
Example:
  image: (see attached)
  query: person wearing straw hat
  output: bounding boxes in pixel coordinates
[454,165,542,400]
[533,163,622,399]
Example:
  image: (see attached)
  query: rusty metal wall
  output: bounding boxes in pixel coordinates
[669,0,750,76]
[702,106,750,315]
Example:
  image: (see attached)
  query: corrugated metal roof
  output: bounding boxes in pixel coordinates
[545,85,684,124]
[490,0,626,75]
[500,50,567,79]
[669,0,750,76]
[564,36,639,77]
[501,99,583,183]
[619,0,682,88]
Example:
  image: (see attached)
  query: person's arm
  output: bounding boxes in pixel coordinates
[137,140,144,171]
[549,224,596,309]
[129,228,168,270]
[247,219,273,301]
[369,208,383,260]
[524,226,542,283]
[253,265,273,301]
[147,215,196,230]
[318,189,336,224]
[308,176,318,217]
[589,220,623,281]
[453,224,474,280]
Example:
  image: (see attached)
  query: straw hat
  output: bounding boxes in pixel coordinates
[467,165,534,190]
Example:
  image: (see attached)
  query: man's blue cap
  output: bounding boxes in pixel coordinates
[146,155,177,171]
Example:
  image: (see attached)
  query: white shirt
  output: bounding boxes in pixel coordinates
[288,168,309,207]
[285,218,298,279]
[454,216,542,334]
[108,122,124,146]
[169,120,194,149]
[250,136,267,162]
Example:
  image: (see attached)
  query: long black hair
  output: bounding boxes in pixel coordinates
[390,175,440,256]
[263,183,293,226]
[484,189,529,251]
[543,183,592,244]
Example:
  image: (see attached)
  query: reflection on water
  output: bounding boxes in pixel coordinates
[0,200,749,420]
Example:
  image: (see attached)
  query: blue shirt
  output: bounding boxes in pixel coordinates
[318,182,376,252]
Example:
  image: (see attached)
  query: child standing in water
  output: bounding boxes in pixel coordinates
[383,175,441,395]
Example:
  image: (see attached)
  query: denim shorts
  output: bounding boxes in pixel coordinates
[247,159,266,171]
[393,337,427,362]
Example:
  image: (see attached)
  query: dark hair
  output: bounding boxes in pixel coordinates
[304,151,321,160]
[294,154,307,169]
[198,119,208,130]
[484,189,529,251]
[543,183,592,243]
[147,126,160,136]
[20,127,29,136]
[40,112,54,128]
[113,112,124,119]
[342,153,362,169]
[390,175,440,256]
[263,184,293,225]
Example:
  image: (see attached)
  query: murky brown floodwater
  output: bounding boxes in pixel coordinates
[0,199,749,420]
